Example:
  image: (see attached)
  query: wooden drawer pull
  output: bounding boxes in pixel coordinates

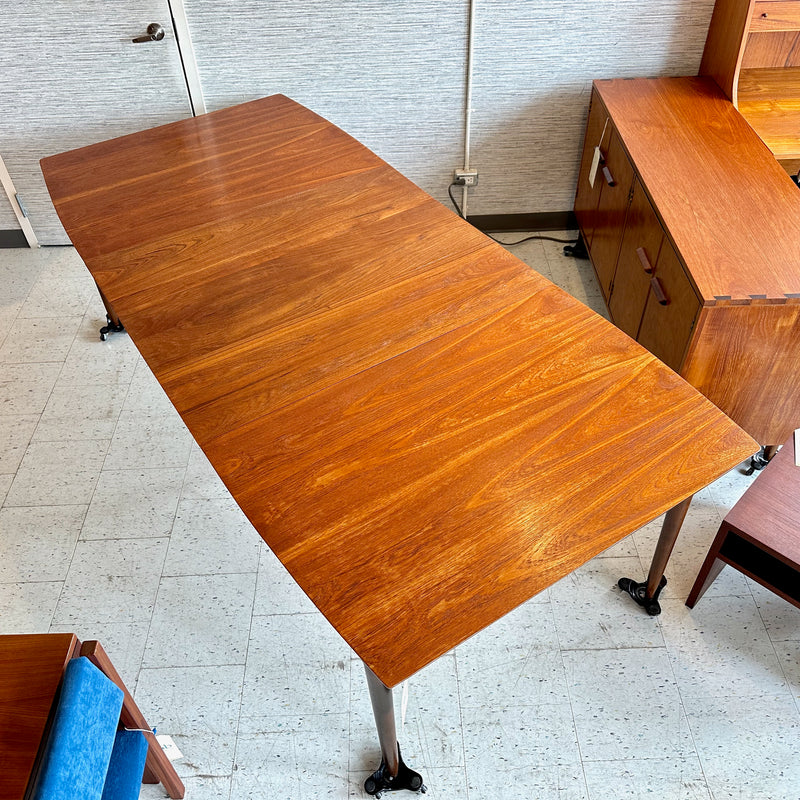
[636,246,654,274]
[650,276,669,306]
[601,164,616,187]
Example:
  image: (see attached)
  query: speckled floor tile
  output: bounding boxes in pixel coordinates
[163,497,260,576]
[550,556,665,650]
[233,715,350,799]
[564,646,694,762]
[81,467,184,540]
[660,596,791,700]
[5,439,107,506]
[53,537,168,626]
[0,504,85,582]
[135,664,245,779]
[144,572,256,668]
[583,756,712,800]
[0,580,63,633]
[686,691,800,800]
[241,614,352,719]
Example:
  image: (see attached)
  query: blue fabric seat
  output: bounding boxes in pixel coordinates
[30,656,146,800]
[102,728,149,800]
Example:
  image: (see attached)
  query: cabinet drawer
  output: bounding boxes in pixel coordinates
[750,2,800,31]
[636,241,700,373]
[608,178,664,338]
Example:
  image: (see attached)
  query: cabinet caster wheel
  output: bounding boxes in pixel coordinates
[99,314,125,341]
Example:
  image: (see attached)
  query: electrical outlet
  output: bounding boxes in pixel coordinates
[454,169,479,187]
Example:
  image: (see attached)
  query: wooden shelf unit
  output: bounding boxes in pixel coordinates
[702,0,800,171]
[574,77,800,447]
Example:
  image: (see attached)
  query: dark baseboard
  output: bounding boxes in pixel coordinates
[0,230,29,248]
[467,211,577,233]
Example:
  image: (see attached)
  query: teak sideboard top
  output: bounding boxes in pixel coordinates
[595,76,800,302]
[40,96,755,688]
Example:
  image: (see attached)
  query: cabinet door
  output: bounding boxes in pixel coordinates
[574,89,612,246]
[608,178,664,338]
[586,128,635,300]
[637,241,701,373]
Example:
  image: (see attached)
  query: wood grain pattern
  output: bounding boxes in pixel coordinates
[700,0,754,103]
[40,96,756,687]
[742,31,800,66]
[683,303,800,443]
[724,434,800,562]
[637,240,701,372]
[0,633,78,800]
[607,178,665,337]
[597,76,800,301]
[750,1,800,32]
[738,67,800,157]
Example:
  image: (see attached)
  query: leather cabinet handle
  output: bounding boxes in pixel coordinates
[636,246,654,274]
[650,276,669,306]
[601,164,616,187]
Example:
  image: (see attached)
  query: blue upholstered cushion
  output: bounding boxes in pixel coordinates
[31,656,123,800]
[101,729,148,800]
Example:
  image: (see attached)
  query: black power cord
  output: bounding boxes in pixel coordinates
[447,182,575,246]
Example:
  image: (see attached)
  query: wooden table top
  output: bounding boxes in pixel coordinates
[595,76,800,303]
[40,96,756,687]
[0,633,78,799]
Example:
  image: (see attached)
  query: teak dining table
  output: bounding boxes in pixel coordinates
[40,96,756,796]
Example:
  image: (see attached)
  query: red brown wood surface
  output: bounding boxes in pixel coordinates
[596,76,800,302]
[0,633,78,799]
[40,96,756,687]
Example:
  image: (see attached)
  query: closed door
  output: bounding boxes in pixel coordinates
[0,2,193,244]
[637,241,700,373]
[608,178,664,337]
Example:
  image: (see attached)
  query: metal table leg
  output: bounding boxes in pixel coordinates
[618,495,693,616]
[96,283,125,341]
[363,664,426,797]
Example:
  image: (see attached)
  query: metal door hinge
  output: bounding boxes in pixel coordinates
[14,192,28,218]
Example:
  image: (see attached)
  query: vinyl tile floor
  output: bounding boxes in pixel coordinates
[1,239,799,800]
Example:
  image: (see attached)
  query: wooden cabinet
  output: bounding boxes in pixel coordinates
[701,0,800,172]
[574,77,800,446]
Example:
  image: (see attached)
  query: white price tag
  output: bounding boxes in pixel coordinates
[589,146,601,188]
[156,734,184,762]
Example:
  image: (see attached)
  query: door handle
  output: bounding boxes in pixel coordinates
[650,276,669,306]
[133,23,165,43]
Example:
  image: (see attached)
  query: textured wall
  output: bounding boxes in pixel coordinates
[0,2,193,244]
[183,0,468,209]
[470,0,716,214]
[185,0,716,216]
[0,194,19,231]
[1,0,717,243]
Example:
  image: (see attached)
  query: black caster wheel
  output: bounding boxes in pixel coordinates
[617,574,667,616]
[99,314,125,341]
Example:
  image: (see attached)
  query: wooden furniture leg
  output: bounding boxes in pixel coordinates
[80,641,185,799]
[685,527,728,607]
[363,664,425,797]
[618,495,693,615]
